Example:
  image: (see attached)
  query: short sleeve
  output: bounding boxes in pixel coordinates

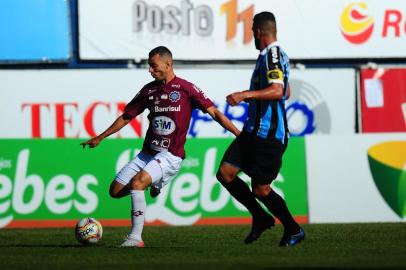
[189,83,214,112]
[123,88,147,119]
[266,46,284,86]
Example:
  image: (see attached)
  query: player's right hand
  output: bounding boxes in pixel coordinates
[80,137,101,149]
[226,91,246,106]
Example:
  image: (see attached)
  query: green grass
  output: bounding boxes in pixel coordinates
[0,223,405,269]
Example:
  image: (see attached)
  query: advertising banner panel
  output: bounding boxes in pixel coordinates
[306,134,406,223]
[0,0,71,62]
[0,138,308,228]
[79,0,406,60]
[0,68,355,138]
[360,68,406,132]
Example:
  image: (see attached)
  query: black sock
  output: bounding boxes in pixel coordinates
[221,177,269,219]
[258,190,300,234]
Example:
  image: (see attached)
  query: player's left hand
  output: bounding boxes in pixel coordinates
[226,92,246,106]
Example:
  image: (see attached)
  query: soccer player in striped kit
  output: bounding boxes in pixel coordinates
[216,12,305,247]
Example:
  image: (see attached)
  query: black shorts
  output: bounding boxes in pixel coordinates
[221,131,287,184]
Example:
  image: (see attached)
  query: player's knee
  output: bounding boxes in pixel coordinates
[109,189,120,199]
[216,167,235,184]
[252,185,271,199]
[109,183,121,199]
[130,173,150,190]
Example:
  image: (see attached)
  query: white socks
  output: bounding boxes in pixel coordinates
[129,190,146,240]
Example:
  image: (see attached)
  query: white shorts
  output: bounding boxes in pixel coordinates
[115,151,183,189]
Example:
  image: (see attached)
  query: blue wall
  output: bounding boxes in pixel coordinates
[0,0,71,62]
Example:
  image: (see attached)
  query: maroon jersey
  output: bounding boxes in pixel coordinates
[123,76,214,158]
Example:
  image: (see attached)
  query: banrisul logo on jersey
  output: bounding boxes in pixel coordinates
[0,139,308,228]
[340,3,374,44]
[367,141,406,218]
[340,2,406,45]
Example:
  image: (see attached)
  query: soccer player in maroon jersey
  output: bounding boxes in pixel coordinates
[80,46,240,247]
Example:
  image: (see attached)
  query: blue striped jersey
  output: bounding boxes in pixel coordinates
[244,41,290,144]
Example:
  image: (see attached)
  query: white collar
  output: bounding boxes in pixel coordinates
[260,41,280,55]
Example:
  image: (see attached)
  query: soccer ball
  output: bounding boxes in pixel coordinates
[75,217,103,245]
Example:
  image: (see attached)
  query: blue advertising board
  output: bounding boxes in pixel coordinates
[0,0,71,62]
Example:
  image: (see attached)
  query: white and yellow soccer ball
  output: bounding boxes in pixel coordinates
[75,217,103,245]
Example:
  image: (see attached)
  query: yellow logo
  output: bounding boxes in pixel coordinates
[340,3,374,44]
[267,69,283,82]
[368,141,406,217]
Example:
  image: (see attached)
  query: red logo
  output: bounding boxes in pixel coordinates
[340,3,374,44]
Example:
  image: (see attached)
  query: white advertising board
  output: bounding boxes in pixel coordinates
[79,0,406,60]
[306,134,406,223]
[0,68,355,138]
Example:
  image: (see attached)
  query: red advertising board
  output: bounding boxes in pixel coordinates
[360,68,406,132]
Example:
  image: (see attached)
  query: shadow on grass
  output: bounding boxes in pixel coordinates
[0,243,190,249]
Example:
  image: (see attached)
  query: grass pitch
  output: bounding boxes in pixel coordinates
[0,223,405,269]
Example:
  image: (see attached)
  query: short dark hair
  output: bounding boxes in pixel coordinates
[149,46,173,59]
[253,12,277,35]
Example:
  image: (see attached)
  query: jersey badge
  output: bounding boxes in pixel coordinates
[169,91,180,102]
[267,69,283,82]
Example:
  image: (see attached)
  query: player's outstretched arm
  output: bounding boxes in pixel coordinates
[80,114,131,148]
[206,106,240,137]
[226,83,284,106]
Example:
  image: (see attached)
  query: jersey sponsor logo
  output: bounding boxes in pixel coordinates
[150,137,171,151]
[132,210,144,217]
[271,47,279,63]
[154,105,181,113]
[148,88,159,94]
[169,91,181,102]
[171,84,181,89]
[267,69,283,81]
[152,116,176,135]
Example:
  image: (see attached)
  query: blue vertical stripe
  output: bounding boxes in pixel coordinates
[245,100,256,133]
[258,101,272,138]
[275,102,285,142]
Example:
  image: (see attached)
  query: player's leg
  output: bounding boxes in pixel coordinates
[250,143,304,247]
[121,151,182,248]
[253,183,304,246]
[112,152,153,247]
[120,169,153,248]
[149,151,183,197]
[109,181,130,198]
[217,162,271,221]
[216,135,274,244]
[110,151,151,198]
[217,163,275,244]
